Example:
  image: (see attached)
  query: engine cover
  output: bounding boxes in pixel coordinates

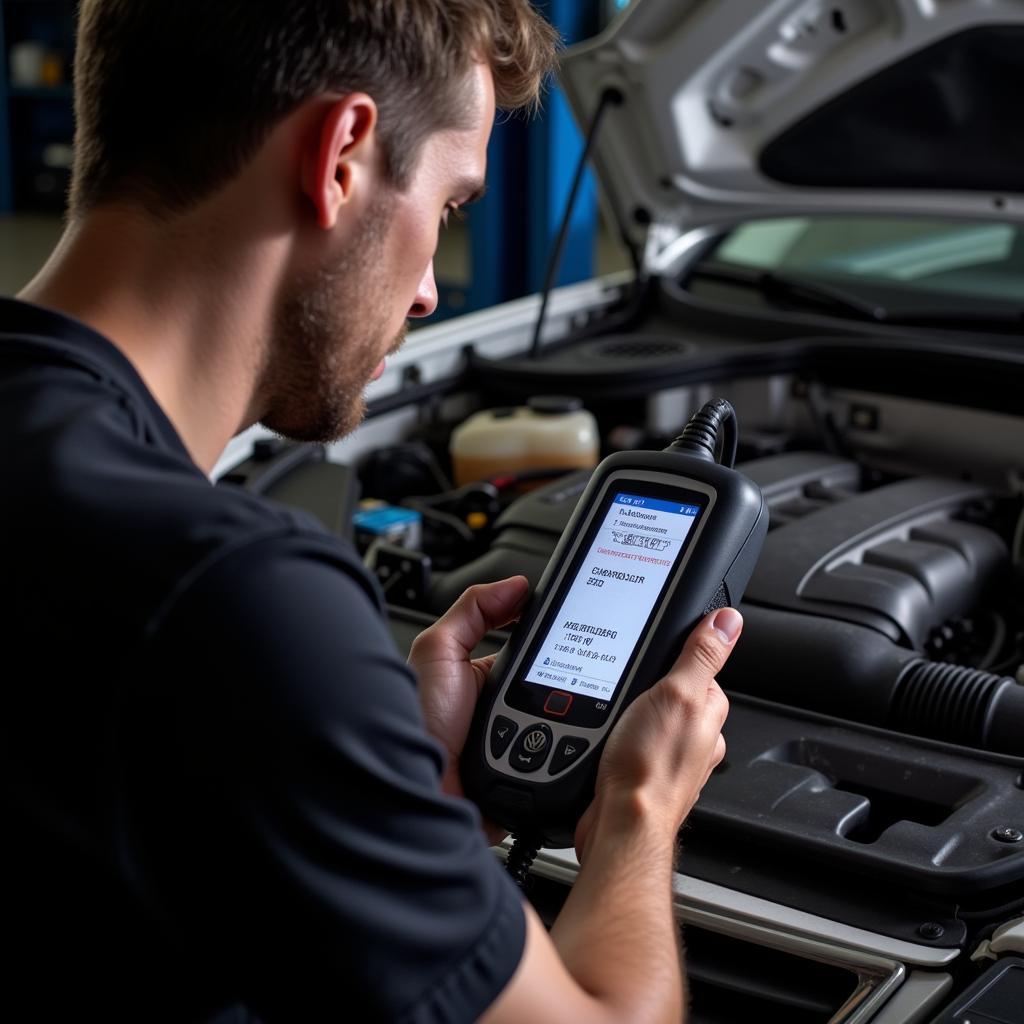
[740,453,1007,647]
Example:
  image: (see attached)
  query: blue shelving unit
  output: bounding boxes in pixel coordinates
[9,84,71,99]
[0,0,613,297]
[0,0,76,214]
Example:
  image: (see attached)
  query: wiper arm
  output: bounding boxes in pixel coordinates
[690,262,888,321]
[690,262,1024,333]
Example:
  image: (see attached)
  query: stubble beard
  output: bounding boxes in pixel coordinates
[258,197,406,444]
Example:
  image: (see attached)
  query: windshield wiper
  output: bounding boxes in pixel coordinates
[689,262,889,321]
[690,262,1024,333]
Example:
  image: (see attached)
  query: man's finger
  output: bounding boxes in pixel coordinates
[698,734,728,792]
[705,679,730,731]
[470,653,500,690]
[411,576,529,662]
[665,607,743,693]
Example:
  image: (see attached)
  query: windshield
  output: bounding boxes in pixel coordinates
[700,217,1024,308]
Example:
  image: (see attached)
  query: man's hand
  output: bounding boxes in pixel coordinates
[574,607,740,862]
[482,605,742,1024]
[408,576,529,843]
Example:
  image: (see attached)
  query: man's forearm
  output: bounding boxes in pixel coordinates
[548,793,685,1024]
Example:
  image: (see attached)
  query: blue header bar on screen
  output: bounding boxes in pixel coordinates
[614,493,701,517]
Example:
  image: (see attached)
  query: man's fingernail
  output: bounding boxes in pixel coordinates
[712,607,743,644]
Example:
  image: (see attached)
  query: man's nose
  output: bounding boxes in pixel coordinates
[408,259,438,318]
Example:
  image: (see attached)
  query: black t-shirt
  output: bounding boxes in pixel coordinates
[0,297,525,1022]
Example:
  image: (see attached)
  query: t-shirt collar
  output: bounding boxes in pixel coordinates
[0,295,199,467]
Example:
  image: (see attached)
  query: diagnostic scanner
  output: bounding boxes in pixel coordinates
[464,399,768,853]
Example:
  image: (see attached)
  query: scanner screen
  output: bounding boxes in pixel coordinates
[524,492,701,702]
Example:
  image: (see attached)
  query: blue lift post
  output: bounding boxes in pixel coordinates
[431,0,602,322]
[525,0,601,296]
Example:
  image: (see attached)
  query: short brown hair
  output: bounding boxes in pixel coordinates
[70,1,559,217]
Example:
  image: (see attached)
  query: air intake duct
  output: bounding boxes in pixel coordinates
[720,605,1024,755]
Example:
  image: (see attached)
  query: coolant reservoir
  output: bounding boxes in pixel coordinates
[450,396,599,486]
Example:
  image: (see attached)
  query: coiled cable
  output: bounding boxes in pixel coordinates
[505,831,543,889]
[665,398,738,467]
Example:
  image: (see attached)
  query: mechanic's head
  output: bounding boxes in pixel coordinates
[71,0,556,214]
[70,1,558,441]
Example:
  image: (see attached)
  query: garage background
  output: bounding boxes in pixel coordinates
[0,0,637,311]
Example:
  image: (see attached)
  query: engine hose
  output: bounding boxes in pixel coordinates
[720,604,1024,756]
[891,659,1024,754]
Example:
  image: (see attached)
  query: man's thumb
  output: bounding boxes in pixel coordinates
[676,607,743,680]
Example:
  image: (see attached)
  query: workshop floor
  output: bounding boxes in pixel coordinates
[0,212,631,300]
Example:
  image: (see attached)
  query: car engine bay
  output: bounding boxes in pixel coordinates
[219,265,1024,1022]
[210,0,1024,1013]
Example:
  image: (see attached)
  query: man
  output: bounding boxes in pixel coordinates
[1,2,741,1020]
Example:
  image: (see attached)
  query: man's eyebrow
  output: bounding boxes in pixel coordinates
[453,179,487,205]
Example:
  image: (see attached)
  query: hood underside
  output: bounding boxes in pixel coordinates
[560,0,1024,257]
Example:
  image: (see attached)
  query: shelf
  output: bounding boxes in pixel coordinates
[8,84,71,99]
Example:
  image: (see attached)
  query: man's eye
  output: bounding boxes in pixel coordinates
[441,205,464,230]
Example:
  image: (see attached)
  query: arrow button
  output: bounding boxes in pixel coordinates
[489,715,518,759]
[548,736,590,776]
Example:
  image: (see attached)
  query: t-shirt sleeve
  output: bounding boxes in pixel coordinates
[124,532,526,1023]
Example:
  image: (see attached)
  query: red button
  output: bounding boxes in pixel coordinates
[544,691,573,716]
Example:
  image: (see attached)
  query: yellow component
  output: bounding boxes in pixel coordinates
[450,404,599,487]
[466,511,489,531]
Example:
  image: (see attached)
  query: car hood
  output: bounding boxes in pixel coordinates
[560,0,1024,266]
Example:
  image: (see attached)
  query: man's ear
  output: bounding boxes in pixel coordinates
[301,94,378,230]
